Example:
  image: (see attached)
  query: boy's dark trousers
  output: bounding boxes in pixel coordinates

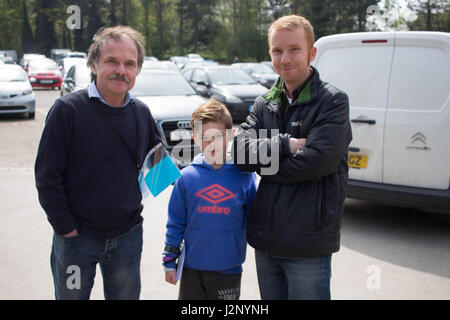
[178,267,242,300]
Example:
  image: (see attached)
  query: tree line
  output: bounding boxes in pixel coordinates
[0,0,448,62]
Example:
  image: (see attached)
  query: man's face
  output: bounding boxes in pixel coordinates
[91,35,139,101]
[269,27,316,88]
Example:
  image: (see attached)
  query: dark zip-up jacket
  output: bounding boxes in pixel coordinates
[232,67,352,257]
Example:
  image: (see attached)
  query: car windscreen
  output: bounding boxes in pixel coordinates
[249,64,274,74]
[208,68,257,85]
[0,69,27,82]
[130,72,197,96]
[30,60,58,71]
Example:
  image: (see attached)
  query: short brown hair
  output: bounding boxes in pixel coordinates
[87,25,145,82]
[191,98,233,131]
[268,15,315,49]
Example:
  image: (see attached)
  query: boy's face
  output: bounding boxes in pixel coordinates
[193,121,234,166]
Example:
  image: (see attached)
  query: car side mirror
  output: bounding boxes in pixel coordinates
[195,86,209,97]
[196,80,210,87]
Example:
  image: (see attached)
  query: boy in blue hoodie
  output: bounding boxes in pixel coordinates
[163,98,257,300]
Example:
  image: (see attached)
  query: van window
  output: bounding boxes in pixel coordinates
[316,46,393,109]
[388,46,449,111]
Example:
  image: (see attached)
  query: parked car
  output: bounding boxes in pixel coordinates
[181,65,268,122]
[312,31,450,214]
[186,53,203,62]
[60,63,91,97]
[182,61,218,71]
[50,49,71,65]
[0,50,18,63]
[169,56,190,70]
[27,58,63,90]
[59,57,87,77]
[21,54,46,71]
[232,62,278,89]
[141,60,178,71]
[130,69,206,164]
[2,56,15,64]
[0,64,35,118]
[260,61,274,71]
[64,51,87,59]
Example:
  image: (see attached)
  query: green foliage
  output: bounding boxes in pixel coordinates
[407,0,450,32]
[0,0,448,61]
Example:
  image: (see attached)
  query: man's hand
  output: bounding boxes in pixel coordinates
[165,271,177,285]
[289,138,307,154]
[62,229,78,238]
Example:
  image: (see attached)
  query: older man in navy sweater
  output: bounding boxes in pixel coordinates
[35,26,161,300]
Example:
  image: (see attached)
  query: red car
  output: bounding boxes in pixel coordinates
[27,58,63,89]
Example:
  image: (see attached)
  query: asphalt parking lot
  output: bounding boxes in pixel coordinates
[0,89,449,300]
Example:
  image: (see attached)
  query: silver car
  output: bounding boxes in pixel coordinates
[0,65,36,119]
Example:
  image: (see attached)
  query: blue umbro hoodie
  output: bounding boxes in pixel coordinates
[164,153,257,274]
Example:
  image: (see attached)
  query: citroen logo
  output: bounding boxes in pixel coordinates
[411,132,426,145]
[406,132,431,151]
[177,120,191,129]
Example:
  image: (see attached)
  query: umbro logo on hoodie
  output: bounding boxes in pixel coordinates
[195,184,235,215]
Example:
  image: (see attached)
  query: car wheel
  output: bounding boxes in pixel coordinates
[28,112,35,119]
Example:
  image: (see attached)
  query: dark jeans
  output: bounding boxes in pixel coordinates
[178,267,242,300]
[50,222,143,300]
[255,249,332,300]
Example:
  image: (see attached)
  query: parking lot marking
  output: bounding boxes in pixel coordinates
[36,109,49,116]
[0,167,32,172]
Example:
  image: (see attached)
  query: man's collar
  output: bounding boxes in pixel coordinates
[87,81,133,107]
[281,67,315,103]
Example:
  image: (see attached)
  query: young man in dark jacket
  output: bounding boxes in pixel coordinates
[232,15,352,300]
[35,26,161,300]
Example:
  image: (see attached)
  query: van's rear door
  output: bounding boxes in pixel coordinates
[313,33,395,183]
[383,32,450,190]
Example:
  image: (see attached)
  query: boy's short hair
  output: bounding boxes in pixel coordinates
[268,15,315,50]
[191,98,233,131]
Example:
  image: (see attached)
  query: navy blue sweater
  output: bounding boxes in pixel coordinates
[35,90,161,239]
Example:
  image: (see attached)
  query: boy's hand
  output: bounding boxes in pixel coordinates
[165,271,177,285]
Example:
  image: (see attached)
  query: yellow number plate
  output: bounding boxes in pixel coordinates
[348,153,368,169]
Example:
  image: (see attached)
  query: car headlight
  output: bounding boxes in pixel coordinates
[55,71,62,77]
[224,95,243,104]
[22,89,33,96]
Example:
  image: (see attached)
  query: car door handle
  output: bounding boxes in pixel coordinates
[351,118,376,125]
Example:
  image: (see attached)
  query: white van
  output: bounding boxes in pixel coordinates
[312,31,450,214]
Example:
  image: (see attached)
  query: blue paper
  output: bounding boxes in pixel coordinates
[144,155,181,197]
[139,143,181,199]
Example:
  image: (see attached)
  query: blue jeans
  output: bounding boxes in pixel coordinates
[255,250,332,300]
[50,222,143,300]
